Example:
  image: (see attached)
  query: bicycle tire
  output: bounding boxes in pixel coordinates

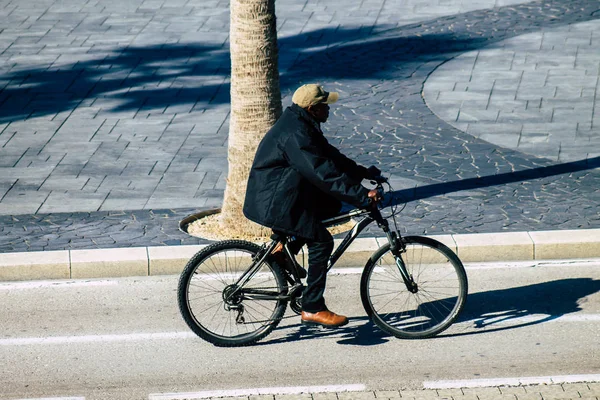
[360,236,467,339]
[178,240,287,347]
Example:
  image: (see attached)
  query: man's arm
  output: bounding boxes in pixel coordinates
[324,141,370,181]
[283,131,370,207]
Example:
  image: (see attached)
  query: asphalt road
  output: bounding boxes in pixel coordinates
[1,259,599,400]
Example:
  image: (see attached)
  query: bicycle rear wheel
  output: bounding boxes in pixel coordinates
[178,240,287,347]
[360,236,467,339]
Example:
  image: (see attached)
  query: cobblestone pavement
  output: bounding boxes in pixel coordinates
[1,0,600,252]
[192,382,600,400]
[424,20,600,162]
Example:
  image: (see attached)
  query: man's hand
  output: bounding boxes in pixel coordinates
[368,189,382,204]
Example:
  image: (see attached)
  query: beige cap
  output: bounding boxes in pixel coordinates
[292,84,339,108]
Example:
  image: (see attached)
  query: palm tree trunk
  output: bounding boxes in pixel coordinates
[220,0,282,237]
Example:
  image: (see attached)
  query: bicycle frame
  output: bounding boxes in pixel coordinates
[321,208,375,271]
[322,205,414,293]
[231,195,417,301]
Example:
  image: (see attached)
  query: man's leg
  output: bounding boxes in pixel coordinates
[301,234,333,313]
[302,197,341,312]
[300,227,348,327]
[270,235,307,278]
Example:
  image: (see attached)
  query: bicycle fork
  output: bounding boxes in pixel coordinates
[376,210,418,294]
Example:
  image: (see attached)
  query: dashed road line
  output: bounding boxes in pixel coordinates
[0,279,118,290]
[424,374,600,389]
[148,384,367,399]
[0,332,194,346]
[11,397,85,400]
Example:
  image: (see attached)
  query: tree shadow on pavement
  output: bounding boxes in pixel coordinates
[0,32,483,123]
[261,278,600,346]
[1,0,598,124]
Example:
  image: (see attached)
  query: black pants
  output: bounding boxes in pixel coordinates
[286,197,340,313]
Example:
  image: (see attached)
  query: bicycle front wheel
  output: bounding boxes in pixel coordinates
[360,236,467,339]
[178,240,287,347]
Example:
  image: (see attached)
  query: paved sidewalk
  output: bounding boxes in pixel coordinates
[0,0,599,253]
[179,382,600,400]
[424,20,600,161]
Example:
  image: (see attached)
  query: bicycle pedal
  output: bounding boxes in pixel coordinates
[288,283,304,297]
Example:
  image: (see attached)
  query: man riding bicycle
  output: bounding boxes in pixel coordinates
[243,84,382,327]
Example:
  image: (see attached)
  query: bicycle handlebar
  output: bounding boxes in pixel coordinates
[369,175,388,185]
[365,176,388,208]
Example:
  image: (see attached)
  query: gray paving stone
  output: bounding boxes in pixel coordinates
[0,202,43,215]
[38,192,108,213]
[144,196,205,210]
[39,176,90,191]
[99,197,150,211]
[457,110,499,122]
[1,0,600,252]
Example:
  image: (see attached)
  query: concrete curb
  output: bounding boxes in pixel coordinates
[1,228,599,281]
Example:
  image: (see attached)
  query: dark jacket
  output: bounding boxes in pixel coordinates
[243,104,370,239]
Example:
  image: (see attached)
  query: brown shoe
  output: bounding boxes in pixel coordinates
[301,310,349,327]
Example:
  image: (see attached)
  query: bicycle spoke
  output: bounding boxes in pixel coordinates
[419,288,458,297]
[246,298,278,314]
[369,290,405,297]
[416,294,446,327]
[381,293,413,324]
[189,279,223,294]
[369,277,404,284]
[417,290,454,318]
[242,304,273,326]
[188,291,221,302]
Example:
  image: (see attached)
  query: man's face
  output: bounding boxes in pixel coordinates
[307,102,330,123]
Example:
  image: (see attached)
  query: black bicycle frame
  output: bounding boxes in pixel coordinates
[232,203,415,301]
[323,206,415,291]
[321,208,375,271]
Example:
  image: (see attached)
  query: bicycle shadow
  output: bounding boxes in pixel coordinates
[259,278,600,346]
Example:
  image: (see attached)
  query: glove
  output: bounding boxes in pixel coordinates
[366,165,382,179]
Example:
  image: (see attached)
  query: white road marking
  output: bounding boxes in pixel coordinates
[0,332,195,346]
[464,258,600,270]
[148,384,366,399]
[466,313,600,325]
[424,374,600,389]
[12,397,85,400]
[330,267,364,275]
[0,279,118,290]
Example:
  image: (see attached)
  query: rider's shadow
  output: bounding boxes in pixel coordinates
[450,277,600,336]
[259,278,600,346]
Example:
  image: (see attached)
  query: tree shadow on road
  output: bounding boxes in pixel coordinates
[260,278,600,346]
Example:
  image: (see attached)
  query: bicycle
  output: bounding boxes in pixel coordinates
[177,177,468,347]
